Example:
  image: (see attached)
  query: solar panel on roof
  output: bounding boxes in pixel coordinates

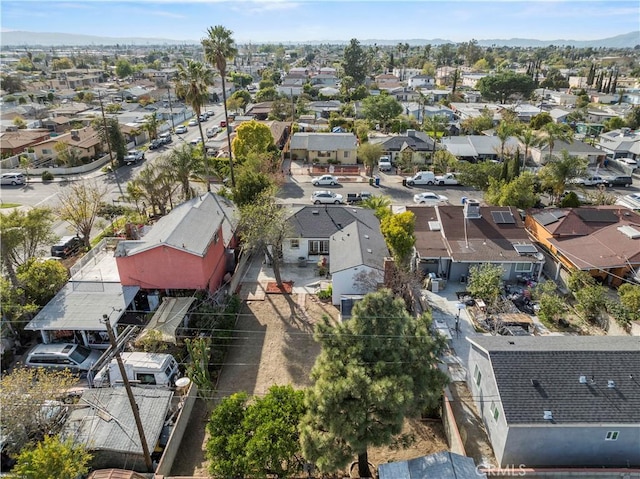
[576,209,618,223]
[491,210,516,224]
[535,212,560,226]
[513,243,538,254]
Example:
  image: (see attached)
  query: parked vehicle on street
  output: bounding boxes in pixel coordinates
[570,176,607,187]
[188,119,198,127]
[311,190,343,204]
[605,175,633,187]
[206,127,219,138]
[378,156,392,172]
[159,132,172,144]
[435,173,459,186]
[219,120,227,128]
[25,343,101,373]
[50,236,83,258]
[0,173,25,186]
[124,149,144,165]
[149,138,163,149]
[615,157,638,169]
[175,125,188,134]
[406,171,436,186]
[413,191,448,205]
[311,174,339,186]
[189,138,203,146]
[93,352,180,388]
[346,192,373,204]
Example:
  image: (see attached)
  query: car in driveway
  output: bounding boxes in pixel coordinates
[175,125,188,134]
[413,191,448,205]
[311,191,343,204]
[25,343,101,374]
[50,235,83,258]
[311,174,339,186]
[188,119,198,127]
[615,157,638,169]
[0,173,25,186]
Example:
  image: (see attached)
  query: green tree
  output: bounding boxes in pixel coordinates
[300,289,449,478]
[618,283,640,321]
[432,150,459,174]
[535,280,567,325]
[603,116,626,132]
[423,114,449,160]
[237,191,289,287]
[232,120,276,160]
[93,116,126,164]
[0,368,78,455]
[456,161,502,191]
[176,60,213,188]
[484,172,539,209]
[203,25,238,187]
[477,71,535,104]
[53,142,82,167]
[575,285,608,325]
[232,159,275,207]
[17,258,68,307]
[56,180,107,248]
[624,106,640,130]
[559,191,581,207]
[342,38,368,85]
[115,58,133,78]
[538,150,587,203]
[0,74,25,93]
[379,211,415,267]
[467,263,503,306]
[143,112,161,140]
[529,111,553,130]
[229,71,253,89]
[361,195,392,220]
[230,89,252,111]
[539,122,573,161]
[516,127,542,169]
[166,143,203,200]
[357,142,383,176]
[361,92,402,132]
[10,435,91,479]
[206,392,250,477]
[568,269,596,294]
[256,86,279,103]
[495,120,519,162]
[460,107,493,134]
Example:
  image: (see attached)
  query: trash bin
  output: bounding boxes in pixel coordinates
[402,178,407,187]
[374,175,380,186]
[369,177,374,186]
[461,196,467,205]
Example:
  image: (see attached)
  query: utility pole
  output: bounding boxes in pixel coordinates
[101,313,154,472]
[166,84,176,132]
[98,92,124,197]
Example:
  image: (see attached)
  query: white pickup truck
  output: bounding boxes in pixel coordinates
[123,149,145,165]
[435,173,459,186]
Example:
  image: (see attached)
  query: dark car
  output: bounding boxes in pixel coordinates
[149,139,163,150]
[605,175,633,187]
[50,236,83,258]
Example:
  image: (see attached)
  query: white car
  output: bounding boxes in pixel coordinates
[311,174,339,186]
[311,191,343,204]
[188,119,198,127]
[413,192,448,205]
[570,176,607,187]
[616,157,637,168]
[175,125,188,134]
[189,138,203,146]
[435,173,459,186]
[1,173,26,185]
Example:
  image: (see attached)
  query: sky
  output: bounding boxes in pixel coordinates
[1,0,638,44]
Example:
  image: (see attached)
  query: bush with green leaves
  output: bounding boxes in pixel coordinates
[317,285,332,300]
[41,170,54,181]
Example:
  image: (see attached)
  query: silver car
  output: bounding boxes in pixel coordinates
[1,173,25,185]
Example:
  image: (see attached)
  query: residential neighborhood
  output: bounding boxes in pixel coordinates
[1,6,640,479]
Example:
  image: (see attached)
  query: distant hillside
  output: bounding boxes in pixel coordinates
[1,30,638,48]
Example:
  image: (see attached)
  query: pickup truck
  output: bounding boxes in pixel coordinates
[346,192,373,204]
[124,149,145,165]
[435,173,459,186]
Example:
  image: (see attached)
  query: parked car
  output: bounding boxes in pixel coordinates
[311,191,343,204]
[605,175,633,187]
[378,156,392,172]
[311,174,339,186]
[570,176,606,187]
[346,192,373,204]
[413,191,448,205]
[123,149,144,165]
[50,236,83,258]
[93,352,180,388]
[615,157,638,168]
[0,173,25,186]
[616,193,640,210]
[219,120,227,128]
[25,343,102,374]
[175,125,188,134]
[188,119,198,127]
[405,171,436,186]
[206,127,218,138]
[149,138,163,149]
[159,132,172,144]
[435,173,459,186]
[199,114,206,122]
[189,138,203,146]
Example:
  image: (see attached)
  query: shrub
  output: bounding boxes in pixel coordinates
[317,285,332,300]
[41,170,54,181]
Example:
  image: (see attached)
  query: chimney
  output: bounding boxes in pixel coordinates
[407,129,416,137]
[464,199,481,219]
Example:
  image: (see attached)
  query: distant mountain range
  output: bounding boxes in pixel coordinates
[1,30,638,49]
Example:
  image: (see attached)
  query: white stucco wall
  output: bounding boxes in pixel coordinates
[331,265,383,305]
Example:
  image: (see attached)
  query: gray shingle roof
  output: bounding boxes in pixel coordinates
[469,336,640,425]
[329,220,389,273]
[116,193,237,258]
[379,452,483,479]
[288,205,381,238]
[290,132,357,151]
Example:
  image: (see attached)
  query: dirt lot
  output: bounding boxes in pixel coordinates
[170,292,449,477]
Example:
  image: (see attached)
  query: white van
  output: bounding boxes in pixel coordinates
[378,156,392,172]
[93,352,180,388]
[405,171,436,186]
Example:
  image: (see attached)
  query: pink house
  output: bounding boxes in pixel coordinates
[115,193,238,293]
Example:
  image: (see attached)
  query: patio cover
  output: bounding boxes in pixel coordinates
[136,297,195,344]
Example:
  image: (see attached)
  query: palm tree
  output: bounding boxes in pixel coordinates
[495,120,518,162]
[516,127,542,170]
[202,25,238,187]
[539,150,588,204]
[143,112,160,141]
[167,143,203,201]
[423,114,448,162]
[540,122,573,162]
[175,60,213,190]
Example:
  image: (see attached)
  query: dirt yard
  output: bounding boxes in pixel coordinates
[170,292,449,477]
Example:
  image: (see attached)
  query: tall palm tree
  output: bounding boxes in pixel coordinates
[175,60,213,190]
[516,126,542,170]
[540,122,573,162]
[495,120,517,162]
[202,25,238,187]
[167,143,202,201]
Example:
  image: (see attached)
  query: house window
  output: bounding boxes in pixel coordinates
[474,364,482,387]
[317,151,331,158]
[515,262,532,273]
[343,151,349,158]
[308,240,329,255]
[290,239,299,249]
[213,231,219,244]
[605,431,619,441]
[136,373,156,385]
[42,148,53,155]
[490,402,500,421]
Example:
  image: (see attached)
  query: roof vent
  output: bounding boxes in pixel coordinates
[607,380,616,389]
[312,210,319,215]
[543,410,553,420]
[579,375,587,384]
[364,234,369,239]
[463,200,481,219]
